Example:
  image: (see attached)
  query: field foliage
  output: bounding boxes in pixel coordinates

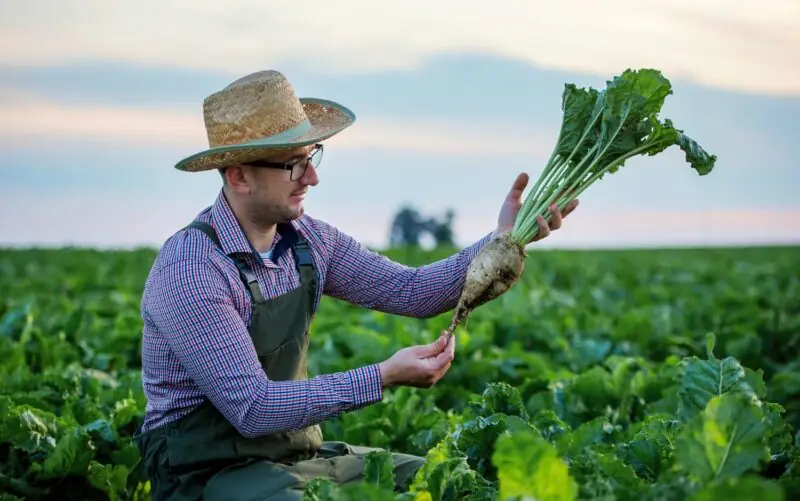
[1,245,798,500]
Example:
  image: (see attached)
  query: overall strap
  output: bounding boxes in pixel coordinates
[185,220,221,247]
[273,223,315,273]
[293,235,314,269]
[184,221,266,304]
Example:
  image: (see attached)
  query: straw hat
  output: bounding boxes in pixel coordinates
[175,70,356,172]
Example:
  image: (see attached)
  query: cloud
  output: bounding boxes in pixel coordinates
[0,0,797,97]
[0,89,555,157]
[333,119,554,157]
[0,89,204,150]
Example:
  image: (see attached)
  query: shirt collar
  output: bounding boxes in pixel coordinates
[210,190,260,256]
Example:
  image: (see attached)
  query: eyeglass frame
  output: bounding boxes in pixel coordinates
[243,143,324,181]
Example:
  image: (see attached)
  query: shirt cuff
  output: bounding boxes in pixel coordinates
[460,231,495,265]
[349,363,384,409]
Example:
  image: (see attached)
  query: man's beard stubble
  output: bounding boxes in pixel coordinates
[247,198,302,228]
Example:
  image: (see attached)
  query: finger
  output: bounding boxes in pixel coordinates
[434,362,452,382]
[429,338,455,369]
[507,173,529,202]
[533,215,551,241]
[435,339,455,365]
[562,199,579,218]
[549,204,563,230]
[432,347,453,373]
[420,334,447,357]
[442,335,455,362]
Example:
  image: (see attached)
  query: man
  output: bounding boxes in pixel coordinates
[135,70,578,501]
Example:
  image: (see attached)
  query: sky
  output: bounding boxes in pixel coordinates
[0,0,798,250]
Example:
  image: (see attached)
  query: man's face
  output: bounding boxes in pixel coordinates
[226,144,320,226]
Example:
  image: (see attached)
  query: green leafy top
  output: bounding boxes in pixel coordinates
[512,68,718,244]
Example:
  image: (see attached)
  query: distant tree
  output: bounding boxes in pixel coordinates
[388,205,456,248]
[425,209,455,247]
[389,205,426,247]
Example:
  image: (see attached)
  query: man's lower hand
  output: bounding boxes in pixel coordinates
[377,332,455,389]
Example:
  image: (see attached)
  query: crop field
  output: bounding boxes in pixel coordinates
[0,244,799,500]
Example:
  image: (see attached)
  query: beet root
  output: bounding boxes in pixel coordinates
[444,233,526,338]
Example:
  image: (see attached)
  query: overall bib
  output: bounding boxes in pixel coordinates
[134,221,423,501]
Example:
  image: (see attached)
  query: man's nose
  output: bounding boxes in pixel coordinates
[300,164,319,186]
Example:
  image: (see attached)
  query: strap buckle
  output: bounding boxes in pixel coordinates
[294,240,313,267]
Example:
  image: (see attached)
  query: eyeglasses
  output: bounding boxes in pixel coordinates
[245,143,324,181]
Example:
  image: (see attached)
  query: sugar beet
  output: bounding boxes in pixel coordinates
[445,233,526,338]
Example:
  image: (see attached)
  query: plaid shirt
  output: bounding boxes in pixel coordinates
[139,190,492,438]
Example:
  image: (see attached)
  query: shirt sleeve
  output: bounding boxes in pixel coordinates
[144,258,384,439]
[322,226,495,317]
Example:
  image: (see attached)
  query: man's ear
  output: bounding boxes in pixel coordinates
[222,165,253,194]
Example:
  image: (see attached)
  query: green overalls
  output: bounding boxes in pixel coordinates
[134,221,424,501]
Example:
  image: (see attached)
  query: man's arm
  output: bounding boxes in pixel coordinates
[322,223,494,318]
[144,258,384,438]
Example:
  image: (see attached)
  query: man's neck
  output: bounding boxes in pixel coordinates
[224,190,277,253]
[239,218,277,254]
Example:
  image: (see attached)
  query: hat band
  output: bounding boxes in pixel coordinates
[241,118,312,145]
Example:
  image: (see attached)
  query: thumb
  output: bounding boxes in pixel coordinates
[420,334,447,357]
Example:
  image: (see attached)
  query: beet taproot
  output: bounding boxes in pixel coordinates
[445,233,526,338]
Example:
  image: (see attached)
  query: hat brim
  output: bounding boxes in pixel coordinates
[174,98,355,172]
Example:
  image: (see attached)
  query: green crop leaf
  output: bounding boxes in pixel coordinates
[301,481,400,501]
[86,419,117,443]
[603,68,673,119]
[617,416,681,481]
[86,461,129,501]
[364,450,395,491]
[555,417,616,458]
[452,413,522,479]
[569,446,649,500]
[492,428,578,501]
[675,130,717,176]
[590,69,674,172]
[554,84,603,162]
[674,392,771,485]
[303,478,338,501]
[423,457,486,501]
[690,475,786,501]
[0,301,33,340]
[530,410,571,443]
[111,398,141,430]
[470,382,529,421]
[677,335,760,422]
[406,436,492,500]
[109,441,141,470]
[0,494,27,501]
[460,487,498,501]
[0,403,62,454]
[37,426,95,479]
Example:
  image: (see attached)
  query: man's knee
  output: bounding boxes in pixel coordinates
[203,460,305,501]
